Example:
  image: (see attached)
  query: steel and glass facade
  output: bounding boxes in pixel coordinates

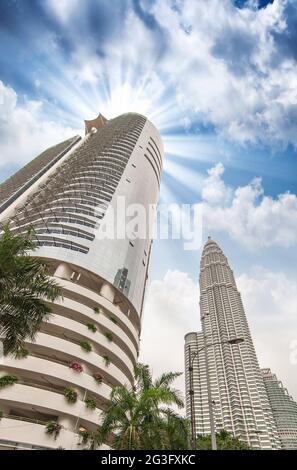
[0,112,163,449]
[185,237,281,449]
[262,368,297,449]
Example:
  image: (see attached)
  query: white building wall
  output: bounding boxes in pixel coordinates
[0,113,163,449]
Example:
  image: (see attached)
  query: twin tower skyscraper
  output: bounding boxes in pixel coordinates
[0,112,296,450]
[185,238,280,450]
[185,237,297,450]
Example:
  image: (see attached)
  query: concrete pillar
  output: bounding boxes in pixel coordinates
[54,263,73,281]
[100,283,115,303]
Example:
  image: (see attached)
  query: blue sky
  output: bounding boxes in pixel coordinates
[0,0,297,398]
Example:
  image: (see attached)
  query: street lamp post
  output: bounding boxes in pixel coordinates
[202,334,217,451]
[188,336,244,450]
[188,346,197,450]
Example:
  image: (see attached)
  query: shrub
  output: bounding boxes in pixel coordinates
[103,355,110,367]
[110,317,118,324]
[79,429,92,445]
[87,323,97,333]
[45,421,62,440]
[93,373,103,384]
[93,306,100,314]
[69,361,83,373]
[84,396,97,410]
[80,341,92,352]
[64,387,78,404]
[0,374,18,389]
[105,332,113,342]
[14,347,29,359]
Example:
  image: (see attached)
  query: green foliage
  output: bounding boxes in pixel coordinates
[105,331,113,342]
[103,355,110,367]
[196,430,251,450]
[79,429,98,449]
[87,323,97,333]
[45,421,62,440]
[79,429,90,445]
[0,374,18,389]
[93,306,100,314]
[0,224,61,355]
[80,341,92,352]
[96,363,188,450]
[110,316,118,324]
[13,346,29,359]
[93,373,103,383]
[0,410,3,419]
[64,387,78,404]
[85,396,97,410]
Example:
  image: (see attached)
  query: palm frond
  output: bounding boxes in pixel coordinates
[0,225,61,355]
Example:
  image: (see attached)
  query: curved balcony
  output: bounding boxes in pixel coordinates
[23,332,133,385]
[0,417,76,450]
[49,296,138,361]
[38,316,135,379]
[2,355,113,403]
[56,277,140,344]
[0,383,101,428]
[0,418,111,450]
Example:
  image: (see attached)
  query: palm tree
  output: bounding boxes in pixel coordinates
[96,363,189,450]
[0,224,61,356]
[196,430,251,450]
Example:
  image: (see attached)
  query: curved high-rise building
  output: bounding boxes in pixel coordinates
[0,112,163,449]
[262,368,297,449]
[185,237,280,449]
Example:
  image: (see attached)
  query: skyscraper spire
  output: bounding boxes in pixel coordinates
[185,237,280,449]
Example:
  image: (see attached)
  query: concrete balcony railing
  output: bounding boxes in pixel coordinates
[0,417,77,450]
[48,297,138,361]
[0,383,101,428]
[55,278,140,345]
[0,417,111,450]
[37,318,135,381]
[22,331,133,385]
[1,355,113,402]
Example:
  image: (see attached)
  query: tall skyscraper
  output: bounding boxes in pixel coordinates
[262,368,297,449]
[0,112,163,449]
[185,237,280,449]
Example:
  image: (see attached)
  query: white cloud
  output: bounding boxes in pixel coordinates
[140,270,199,400]
[146,0,297,147]
[64,9,168,123]
[202,162,297,248]
[0,81,79,172]
[35,0,297,145]
[201,162,231,205]
[45,0,80,23]
[237,267,297,400]
[140,267,297,406]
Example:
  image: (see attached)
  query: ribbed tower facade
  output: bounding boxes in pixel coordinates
[262,368,297,449]
[0,112,163,449]
[185,237,280,449]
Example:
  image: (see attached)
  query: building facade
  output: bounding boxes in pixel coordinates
[262,368,297,449]
[185,237,280,449]
[0,112,163,449]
